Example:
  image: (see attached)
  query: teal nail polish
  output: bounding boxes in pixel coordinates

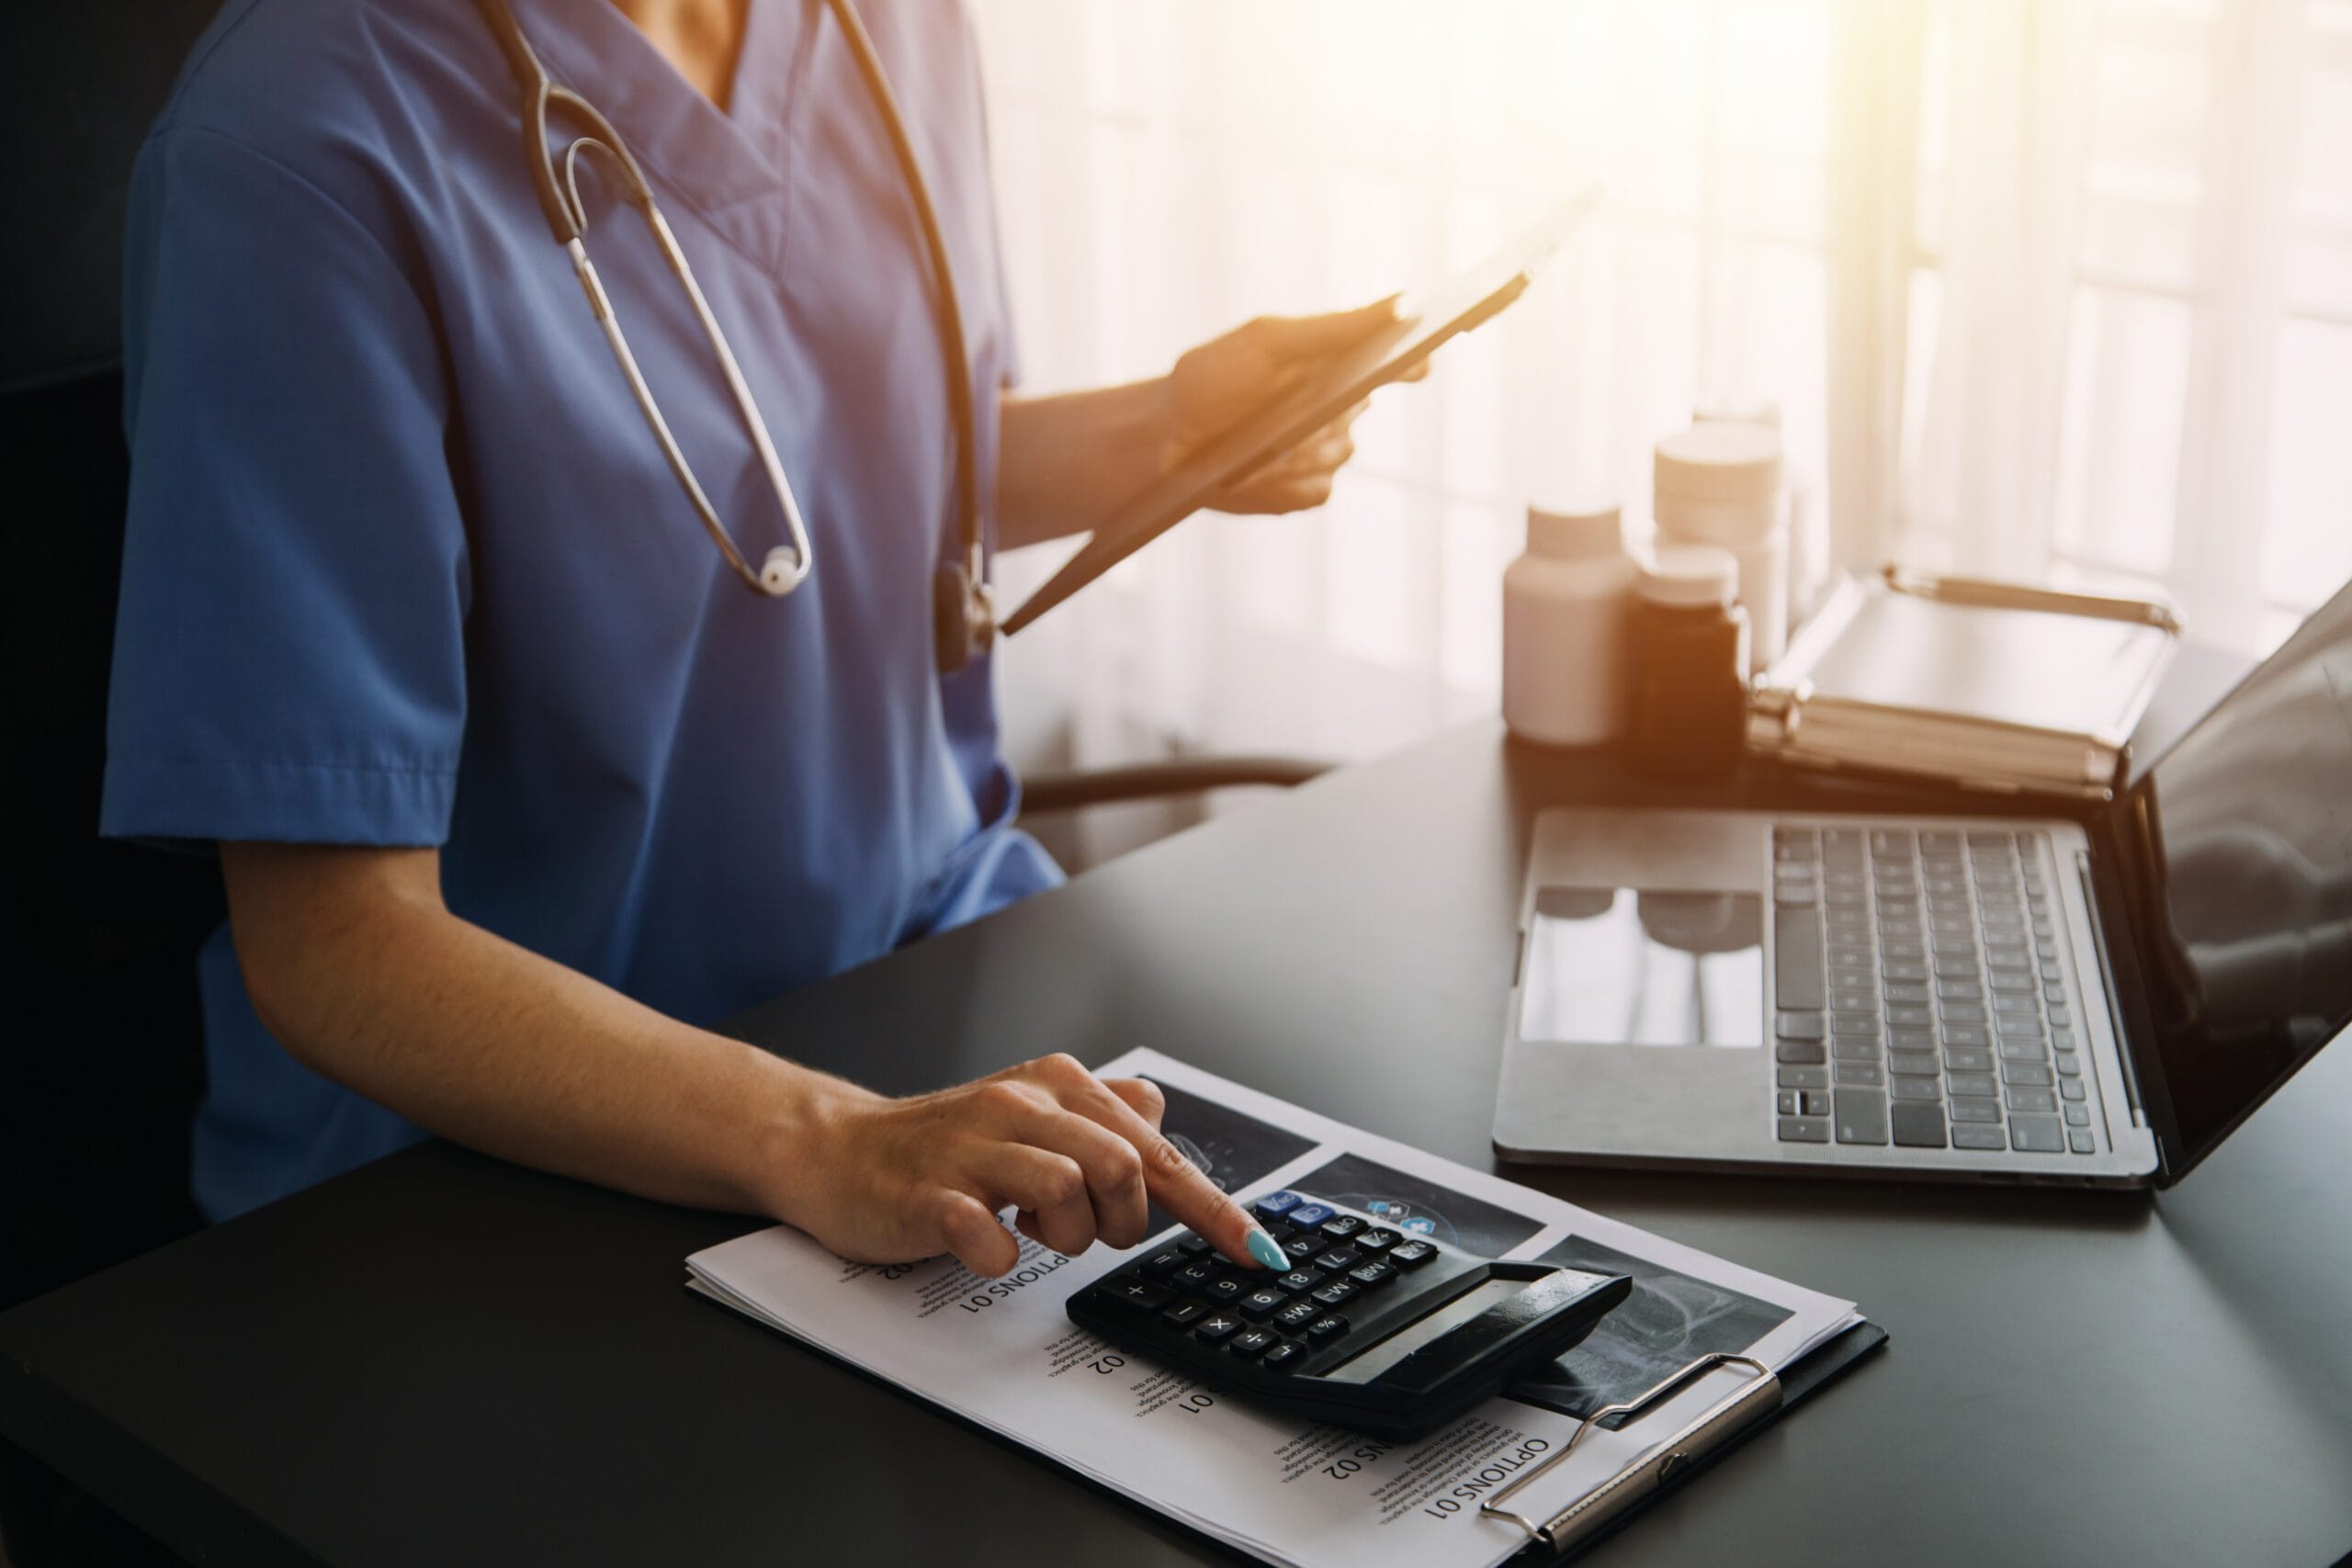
[1245,1228,1286,1269]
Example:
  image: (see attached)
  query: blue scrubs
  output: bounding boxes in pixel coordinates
[102,0,1059,1219]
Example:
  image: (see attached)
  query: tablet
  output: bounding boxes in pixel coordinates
[1000,185,1603,637]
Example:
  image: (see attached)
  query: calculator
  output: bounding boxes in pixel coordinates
[1065,1190,1632,1438]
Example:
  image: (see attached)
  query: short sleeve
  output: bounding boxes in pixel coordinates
[102,125,470,847]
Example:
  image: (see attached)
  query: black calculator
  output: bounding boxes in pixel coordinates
[1066,1190,1632,1438]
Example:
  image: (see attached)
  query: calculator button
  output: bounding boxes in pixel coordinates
[1312,1249,1359,1274]
[1161,1300,1207,1328]
[1273,1299,1321,1331]
[1352,1229,1398,1253]
[1229,1327,1278,1359]
[1309,1280,1358,1308]
[1171,1263,1216,1291]
[1318,1215,1366,1240]
[1139,1247,1188,1277]
[1261,1340,1306,1373]
[1306,1315,1348,1344]
[1274,1269,1323,1294]
[1281,1235,1319,1262]
[1105,1278,1174,1314]
[1202,1278,1246,1304]
[1238,1289,1291,1320]
[1347,1261,1397,1290]
[1386,1241,1437,1269]
[1284,1203,1336,1230]
[1194,1312,1242,1343]
[1176,1235,1214,1258]
[1250,1191,1304,1223]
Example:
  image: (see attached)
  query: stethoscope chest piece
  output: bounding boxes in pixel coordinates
[933,559,996,675]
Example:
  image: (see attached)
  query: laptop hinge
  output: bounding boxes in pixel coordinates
[2076,852,2149,1132]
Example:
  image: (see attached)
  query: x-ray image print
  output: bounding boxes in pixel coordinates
[1140,1077,1318,1234]
[1291,1152,1544,1256]
[1508,1235,1792,1424]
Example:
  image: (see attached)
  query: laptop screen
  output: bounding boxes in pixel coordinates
[2124,578,2352,1173]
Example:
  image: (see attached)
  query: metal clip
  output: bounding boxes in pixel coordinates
[1478,1351,1781,1554]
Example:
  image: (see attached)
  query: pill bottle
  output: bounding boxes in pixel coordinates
[1628,544,1750,776]
[1693,393,1824,634]
[1502,500,1636,748]
[1654,423,1787,671]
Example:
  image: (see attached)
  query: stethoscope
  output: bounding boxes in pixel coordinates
[474,0,993,674]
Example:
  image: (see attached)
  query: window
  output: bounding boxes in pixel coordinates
[974,0,2352,771]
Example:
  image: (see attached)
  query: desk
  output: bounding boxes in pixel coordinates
[5,648,2349,1567]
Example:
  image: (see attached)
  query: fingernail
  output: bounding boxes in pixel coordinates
[1245,1228,1287,1269]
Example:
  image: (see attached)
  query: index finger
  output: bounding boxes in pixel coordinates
[1137,1129,1285,1269]
[1260,294,1407,362]
[1076,1080,1283,1270]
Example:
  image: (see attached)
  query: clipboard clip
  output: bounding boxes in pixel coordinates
[1477,1351,1781,1555]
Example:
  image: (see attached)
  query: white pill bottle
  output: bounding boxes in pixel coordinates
[1502,500,1637,748]
[1653,422,1789,671]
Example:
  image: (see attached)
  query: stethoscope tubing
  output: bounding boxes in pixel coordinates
[469,0,982,641]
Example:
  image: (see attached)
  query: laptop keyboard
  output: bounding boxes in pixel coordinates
[1770,826,2098,1156]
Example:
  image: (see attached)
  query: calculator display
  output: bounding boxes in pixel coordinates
[1319,1279,1527,1383]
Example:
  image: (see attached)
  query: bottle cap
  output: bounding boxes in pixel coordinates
[1655,423,1782,503]
[1693,393,1782,430]
[1526,499,1622,559]
[1638,544,1738,608]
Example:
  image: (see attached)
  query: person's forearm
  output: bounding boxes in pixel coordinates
[224,847,863,1218]
[995,378,1172,549]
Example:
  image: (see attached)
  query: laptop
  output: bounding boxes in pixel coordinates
[1492,576,2352,1187]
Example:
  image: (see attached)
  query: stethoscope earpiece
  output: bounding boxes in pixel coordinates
[760,547,804,597]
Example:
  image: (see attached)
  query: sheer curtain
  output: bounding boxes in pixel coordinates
[971,0,2352,852]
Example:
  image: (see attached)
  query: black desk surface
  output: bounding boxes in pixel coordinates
[6,648,2350,1567]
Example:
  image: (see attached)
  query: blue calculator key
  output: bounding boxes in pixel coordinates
[1251,1191,1304,1222]
[1284,1203,1336,1230]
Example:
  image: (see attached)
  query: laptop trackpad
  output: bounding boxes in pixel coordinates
[1521,887,1763,1047]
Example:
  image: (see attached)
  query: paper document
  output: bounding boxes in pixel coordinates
[686,1050,1861,1568]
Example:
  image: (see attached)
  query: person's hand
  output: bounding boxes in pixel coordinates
[1162,296,1423,514]
[779,1054,1283,1278]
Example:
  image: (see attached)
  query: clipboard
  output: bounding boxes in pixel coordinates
[692,1267,1883,1566]
[1483,1318,1889,1559]
[1000,186,1604,637]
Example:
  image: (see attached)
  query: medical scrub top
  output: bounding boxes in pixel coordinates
[101,0,1060,1220]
